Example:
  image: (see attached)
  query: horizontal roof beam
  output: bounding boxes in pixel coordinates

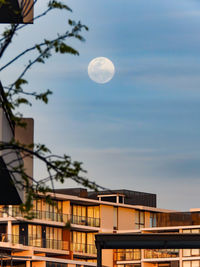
[95,233,200,249]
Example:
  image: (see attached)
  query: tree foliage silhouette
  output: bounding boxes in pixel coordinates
[0,0,105,213]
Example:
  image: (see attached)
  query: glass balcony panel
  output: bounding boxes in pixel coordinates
[115,249,141,261]
[71,243,96,254]
[0,233,68,252]
[10,206,69,223]
[192,261,199,267]
[192,249,200,256]
[183,262,191,267]
[144,249,179,259]
[71,214,100,227]
[183,249,191,257]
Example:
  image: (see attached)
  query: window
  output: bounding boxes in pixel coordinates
[183,249,191,257]
[192,262,199,267]
[72,205,100,227]
[88,206,100,218]
[32,199,63,221]
[12,225,19,244]
[183,262,200,267]
[150,213,157,227]
[72,231,86,253]
[28,224,42,247]
[116,249,141,261]
[135,210,145,229]
[183,262,191,267]
[46,227,62,250]
[72,205,86,225]
[72,231,96,254]
[87,233,96,254]
[87,206,100,227]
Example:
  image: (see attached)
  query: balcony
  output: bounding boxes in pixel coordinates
[71,242,97,255]
[144,249,179,259]
[11,207,70,223]
[71,214,100,228]
[0,233,69,251]
[114,249,141,261]
[0,208,101,227]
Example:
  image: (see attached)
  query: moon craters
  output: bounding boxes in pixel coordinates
[88,57,115,84]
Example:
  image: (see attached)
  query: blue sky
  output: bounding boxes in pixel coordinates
[1,0,200,210]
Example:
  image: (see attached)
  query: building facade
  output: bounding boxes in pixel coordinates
[0,189,200,267]
[1,84,200,267]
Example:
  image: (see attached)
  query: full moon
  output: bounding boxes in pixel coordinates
[88,57,115,84]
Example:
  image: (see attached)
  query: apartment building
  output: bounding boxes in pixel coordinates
[1,83,200,267]
[0,188,199,267]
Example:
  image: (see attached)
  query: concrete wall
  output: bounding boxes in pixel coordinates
[0,108,13,149]
[118,207,134,230]
[63,201,71,216]
[32,262,45,267]
[145,211,150,228]
[142,262,157,267]
[100,205,114,232]
[0,108,25,203]
[15,118,34,180]
[102,249,113,267]
[100,205,114,266]
[0,111,34,203]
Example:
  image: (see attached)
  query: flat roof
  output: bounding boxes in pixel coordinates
[47,192,176,213]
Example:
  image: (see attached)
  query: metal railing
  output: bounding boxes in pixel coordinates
[0,233,97,255]
[11,208,70,223]
[0,233,69,250]
[71,215,100,227]
[0,233,10,243]
[71,242,97,254]
[0,210,7,218]
[0,208,100,227]
[29,237,69,250]
[114,249,141,261]
[144,249,179,259]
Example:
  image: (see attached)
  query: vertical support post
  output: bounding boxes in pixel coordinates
[179,229,183,267]
[1,257,3,267]
[7,220,12,243]
[97,243,102,267]
[141,249,144,267]
[8,206,12,217]
[116,195,119,204]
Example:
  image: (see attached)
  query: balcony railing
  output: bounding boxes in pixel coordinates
[71,214,100,227]
[114,249,141,261]
[144,249,179,259]
[0,208,100,227]
[0,233,69,250]
[11,208,70,223]
[0,234,97,254]
[71,242,97,255]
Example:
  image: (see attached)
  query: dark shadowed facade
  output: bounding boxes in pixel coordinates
[0,82,34,204]
[0,0,23,23]
[0,0,33,23]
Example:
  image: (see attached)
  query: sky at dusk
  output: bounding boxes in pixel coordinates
[1,0,200,210]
